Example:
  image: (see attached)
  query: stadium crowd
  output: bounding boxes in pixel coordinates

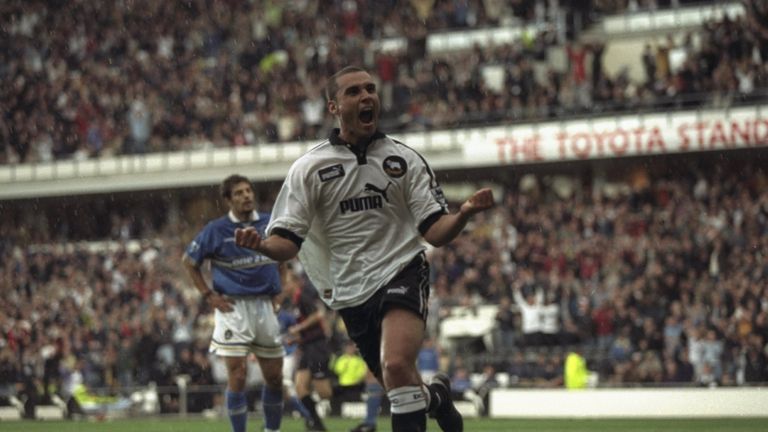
[1,0,767,419]
[1,156,766,417]
[2,0,767,163]
[428,158,768,387]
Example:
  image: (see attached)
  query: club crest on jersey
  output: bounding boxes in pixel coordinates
[382,156,407,178]
[318,164,345,182]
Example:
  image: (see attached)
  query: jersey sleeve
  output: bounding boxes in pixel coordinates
[267,161,313,241]
[184,223,214,266]
[405,148,449,227]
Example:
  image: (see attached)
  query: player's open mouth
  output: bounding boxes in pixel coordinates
[359,108,374,124]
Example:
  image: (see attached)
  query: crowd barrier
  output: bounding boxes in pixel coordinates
[489,387,768,418]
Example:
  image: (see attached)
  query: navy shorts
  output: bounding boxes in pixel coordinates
[339,253,430,378]
[297,338,332,379]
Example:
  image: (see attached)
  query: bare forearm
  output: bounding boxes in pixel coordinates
[422,211,471,247]
[259,235,300,261]
[295,311,324,332]
[182,256,214,297]
[423,187,495,247]
[182,254,235,311]
[235,227,299,262]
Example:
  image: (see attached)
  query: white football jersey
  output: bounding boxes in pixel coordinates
[267,130,448,309]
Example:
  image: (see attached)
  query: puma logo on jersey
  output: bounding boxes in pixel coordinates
[318,164,345,182]
[339,182,392,215]
[339,195,383,214]
[364,182,392,202]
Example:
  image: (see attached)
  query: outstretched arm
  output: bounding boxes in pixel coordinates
[234,227,300,262]
[422,187,495,247]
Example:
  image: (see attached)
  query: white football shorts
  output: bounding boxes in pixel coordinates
[209,295,285,358]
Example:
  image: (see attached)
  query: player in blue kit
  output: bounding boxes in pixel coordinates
[182,174,285,432]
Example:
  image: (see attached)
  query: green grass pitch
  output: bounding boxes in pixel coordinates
[1,417,766,432]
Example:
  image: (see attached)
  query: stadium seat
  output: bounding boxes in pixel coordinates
[34,405,65,420]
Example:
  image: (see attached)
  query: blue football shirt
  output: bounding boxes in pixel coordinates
[185,211,281,296]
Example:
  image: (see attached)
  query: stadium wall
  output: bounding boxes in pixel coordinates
[0,105,765,200]
[489,388,768,418]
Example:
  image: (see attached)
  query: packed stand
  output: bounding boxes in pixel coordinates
[0,0,516,164]
[2,0,767,164]
[0,222,212,416]
[429,158,768,388]
[0,156,766,419]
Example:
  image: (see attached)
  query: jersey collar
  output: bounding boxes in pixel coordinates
[329,128,385,165]
[329,128,385,148]
[228,210,259,223]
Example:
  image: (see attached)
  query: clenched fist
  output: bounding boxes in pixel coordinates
[461,187,495,216]
[235,226,262,251]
